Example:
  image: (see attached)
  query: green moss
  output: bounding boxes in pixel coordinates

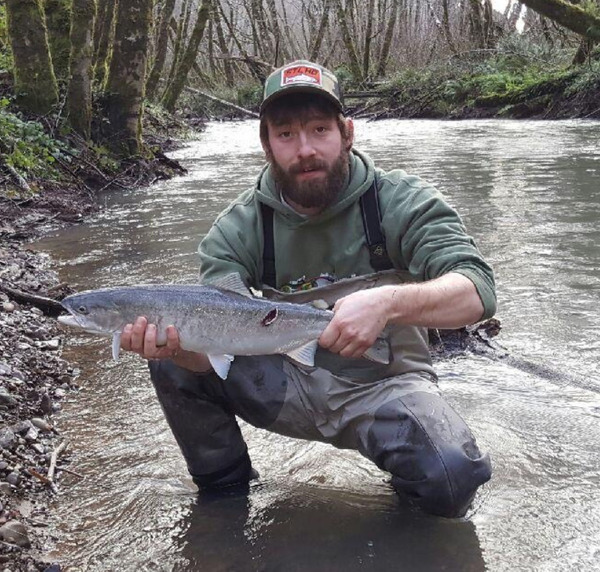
[44,0,72,81]
[0,5,13,71]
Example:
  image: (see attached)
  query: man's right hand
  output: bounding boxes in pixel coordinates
[121,316,181,360]
[120,316,213,373]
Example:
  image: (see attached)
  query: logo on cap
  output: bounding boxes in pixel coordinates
[281,65,322,87]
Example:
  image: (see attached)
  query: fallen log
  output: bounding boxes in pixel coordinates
[184,87,259,118]
[0,282,65,317]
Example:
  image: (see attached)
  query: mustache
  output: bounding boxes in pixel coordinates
[288,159,328,175]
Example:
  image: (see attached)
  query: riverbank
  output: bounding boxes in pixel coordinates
[0,108,198,569]
[347,58,600,120]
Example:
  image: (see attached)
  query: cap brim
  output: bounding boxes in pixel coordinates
[260,85,344,116]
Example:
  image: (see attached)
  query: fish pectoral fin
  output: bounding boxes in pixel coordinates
[286,340,319,367]
[207,354,235,380]
[212,273,252,298]
[362,337,391,365]
[112,332,122,361]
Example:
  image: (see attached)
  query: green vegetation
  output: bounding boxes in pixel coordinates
[370,34,600,119]
[0,100,71,183]
[0,5,12,71]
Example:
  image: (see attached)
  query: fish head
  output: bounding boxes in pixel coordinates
[58,290,126,335]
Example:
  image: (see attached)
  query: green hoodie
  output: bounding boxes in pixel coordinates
[199,150,496,379]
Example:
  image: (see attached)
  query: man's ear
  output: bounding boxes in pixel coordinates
[345,118,354,151]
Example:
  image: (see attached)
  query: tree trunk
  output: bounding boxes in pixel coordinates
[94,0,117,86]
[213,0,234,87]
[362,0,376,79]
[5,0,59,114]
[507,1,524,31]
[146,0,176,100]
[67,0,96,140]
[468,0,487,50]
[103,0,152,155]
[519,0,600,40]
[441,0,458,55]
[376,0,398,77]
[265,0,286,65]
[162,0,211,112]
[217,1,267,81]
[309,0,331,61]
[44,0,72,81]
[333,0,363,82]
[164,0,192,96]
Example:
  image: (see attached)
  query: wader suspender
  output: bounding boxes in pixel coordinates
[261,176,393,288]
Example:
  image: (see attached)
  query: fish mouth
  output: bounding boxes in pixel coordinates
[57,314,81,328]
[57,313,108,335]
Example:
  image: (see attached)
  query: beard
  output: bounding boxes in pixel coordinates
[270,148,350,210]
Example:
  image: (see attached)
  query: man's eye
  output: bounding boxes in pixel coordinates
[315,126,328,133]
[279,131,292,138]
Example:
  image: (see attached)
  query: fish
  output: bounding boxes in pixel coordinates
[57,273,391,380]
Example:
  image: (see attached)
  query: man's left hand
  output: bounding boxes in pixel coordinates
[318,288,390,359]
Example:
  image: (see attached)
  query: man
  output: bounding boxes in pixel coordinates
[121,60,495,518]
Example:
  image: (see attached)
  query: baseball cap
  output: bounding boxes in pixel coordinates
[260,60,344,116]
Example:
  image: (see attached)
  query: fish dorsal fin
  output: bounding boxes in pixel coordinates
[212,273,252,297]
[286,340,319,367]
[112,332,122,361]
[207,353,235,380]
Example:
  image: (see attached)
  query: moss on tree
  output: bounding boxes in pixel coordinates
[103,0,152,156]
[5,0,58,114]
[67,0,96,139]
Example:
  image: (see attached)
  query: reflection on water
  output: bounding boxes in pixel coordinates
[179,484,485,572]
[36,119,600,571]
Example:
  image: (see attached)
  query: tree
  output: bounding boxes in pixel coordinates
[146,0,177,100]
[103,0,153,155]
[162,0,211,112]
[5,0,58,114]
[93,0,117,86]
[44,0,72,81]
[68,0,96,139]
[333,0,363,82]
[376,0,400,77]
[519,0,600,40]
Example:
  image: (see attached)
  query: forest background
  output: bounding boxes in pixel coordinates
[0,0,600,201]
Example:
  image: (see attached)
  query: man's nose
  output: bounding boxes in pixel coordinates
[297,132,316,159]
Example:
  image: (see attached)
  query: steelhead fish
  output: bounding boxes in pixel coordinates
[58,273,391,380]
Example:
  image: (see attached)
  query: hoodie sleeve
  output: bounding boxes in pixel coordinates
[380,172,497,320]
[198,193,263,288]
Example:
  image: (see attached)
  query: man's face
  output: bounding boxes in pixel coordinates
[264,110,353,211]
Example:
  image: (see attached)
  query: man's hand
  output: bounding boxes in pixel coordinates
[120,316,213,373]
[318,272,485,359]
[319,288,390,359]
[121,316,181,360]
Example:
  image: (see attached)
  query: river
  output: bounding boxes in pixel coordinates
[34,119,600,571]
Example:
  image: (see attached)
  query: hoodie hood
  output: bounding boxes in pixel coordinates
[255,149,375,226]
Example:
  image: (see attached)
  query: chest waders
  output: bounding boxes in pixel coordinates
[148,178,492,517]
[260,177,393,289]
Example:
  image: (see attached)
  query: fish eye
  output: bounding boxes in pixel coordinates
[77,305,89,315]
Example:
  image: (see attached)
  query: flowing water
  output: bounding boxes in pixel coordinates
[34,119,600,571]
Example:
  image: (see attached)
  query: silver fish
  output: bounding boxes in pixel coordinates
[58,273,390,379]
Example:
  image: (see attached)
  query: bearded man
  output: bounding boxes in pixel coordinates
[121,60,496,518]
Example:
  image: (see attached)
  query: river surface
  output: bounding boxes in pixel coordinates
[34,119,600,571]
